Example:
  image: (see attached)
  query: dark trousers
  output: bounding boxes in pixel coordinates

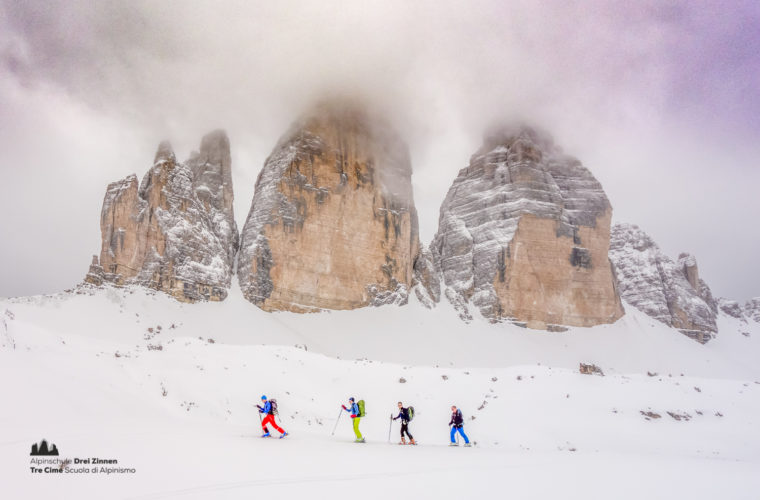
[400,421,413,439]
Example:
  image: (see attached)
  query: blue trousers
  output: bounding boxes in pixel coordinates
[450,426,469,444]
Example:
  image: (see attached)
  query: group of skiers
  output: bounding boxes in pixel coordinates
[257,395,471,447]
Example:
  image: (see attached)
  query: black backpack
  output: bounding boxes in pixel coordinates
[452,408,463,425]
[269,399,278,415]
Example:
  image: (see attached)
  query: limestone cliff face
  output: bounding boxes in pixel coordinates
[237,102,421,311]
[187,130,238,268]
[609,223,717,343]
[431,126,624,329]
[85,131,238,301]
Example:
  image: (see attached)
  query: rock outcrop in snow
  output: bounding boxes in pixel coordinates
[85,131,238,302]
[237,100,423,312]
[744,298,760,323]
[431,125,624,329]
[609,223,717,343]
[718,298,745,319]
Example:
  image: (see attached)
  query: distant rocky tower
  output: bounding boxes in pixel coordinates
[609,223,717,343]
[85,130,238,302]
[431,126,624,329]
[238,101,421,312]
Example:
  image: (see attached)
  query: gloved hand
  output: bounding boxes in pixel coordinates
[350,414,356,419]
[256,405,262,410]
[342,405,347,410]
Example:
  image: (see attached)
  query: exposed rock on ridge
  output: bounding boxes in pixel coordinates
[718,298,744,319]
[745,298,760,323]
[431,125,624,328]
[609,223,717,343]
[85,131,238,301]
[237,101,422,312]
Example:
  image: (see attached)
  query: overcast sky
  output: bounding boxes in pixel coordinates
[1,0,758,301]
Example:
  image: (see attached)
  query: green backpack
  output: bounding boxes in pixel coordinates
[357,399,366,417]
[407,406,415,421]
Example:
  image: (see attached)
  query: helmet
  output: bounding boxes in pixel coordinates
[261,395,267,400]
[349,397,355,402]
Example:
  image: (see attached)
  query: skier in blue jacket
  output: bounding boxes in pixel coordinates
[449,405,471,447]
[341,397,364,443]
[257,395,287,438]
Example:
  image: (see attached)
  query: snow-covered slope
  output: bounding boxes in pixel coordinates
[2,287,759,499]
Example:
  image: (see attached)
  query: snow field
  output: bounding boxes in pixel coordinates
[2,285,760,498]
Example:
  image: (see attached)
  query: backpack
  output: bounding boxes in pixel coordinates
[269,399,278,416]
[357,399,366,417]
[407,406,415,421]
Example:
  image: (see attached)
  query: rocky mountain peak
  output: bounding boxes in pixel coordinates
[479,124,556,160]
[678,253,700,290]
[609,223,717,343]
[431,124,623,328]
[199,129,230,159]
[85,132,238,302]
[154,140,176,164]
[237,100,422,312]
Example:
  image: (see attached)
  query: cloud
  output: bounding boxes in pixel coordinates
[0,0,758,300]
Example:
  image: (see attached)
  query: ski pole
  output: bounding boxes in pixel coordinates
[331,408,343,436]
[388,413,393,443]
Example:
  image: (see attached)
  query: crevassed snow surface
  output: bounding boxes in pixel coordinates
[1,286,759,499]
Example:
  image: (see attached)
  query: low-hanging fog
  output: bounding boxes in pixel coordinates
[1,0,758,301]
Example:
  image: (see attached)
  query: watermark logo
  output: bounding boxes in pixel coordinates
[30,439,59,456]
[27,439,136,475]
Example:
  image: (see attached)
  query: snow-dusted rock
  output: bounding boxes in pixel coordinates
[187,130,239,268]
[85,131,238,302]
[237,100,422,311]
[411,244,440,309]
[677,252,717,315]
[718,298,745,319]
[431,125,623,328]
[745,298,760,323]
[609,223,716,343]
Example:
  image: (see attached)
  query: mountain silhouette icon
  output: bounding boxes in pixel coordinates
[30,439,59,456]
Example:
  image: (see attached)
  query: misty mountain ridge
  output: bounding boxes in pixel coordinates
[77,101,756,344]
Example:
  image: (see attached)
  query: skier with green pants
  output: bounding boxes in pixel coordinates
[342,397,365,443]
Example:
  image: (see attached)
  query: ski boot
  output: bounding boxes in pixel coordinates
[409,439,417,445]
[400,437,407,445]
[449,442,459,447]
[279,432,288,439]
[261,432,271,438]
[464,443,472,447]
[354,438,366,443]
